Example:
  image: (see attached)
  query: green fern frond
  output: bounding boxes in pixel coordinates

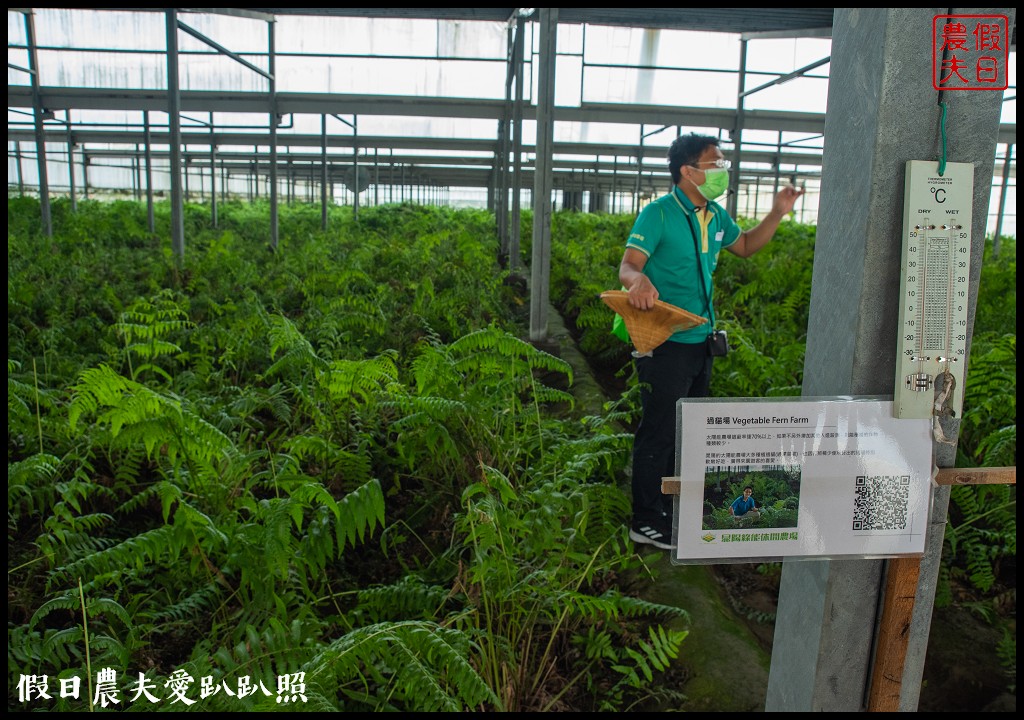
[29,596,82,629]
[351,576,453,624]
[266,314,329,377]
[37,531,117,567]
[151,582,224,624]
[115,479,166,515]
[40,627,86,667]
[110,446,147,487]
[996,626,1016,689]
[30,594,132,639]
[212,617,312,682]
[382,394,468,418]
[70,364,234,469]
[575,303,615,331]
[449,326,573,384]
[531,385,576,407]
[46,511,114,536]
[409,340,460,396]
[321,354,399,404]
[308,621,500,711]
[54,526,178,583]
[975,425,1016,467]
[284,435,373,485]
[637,624,688,671]
[612,624,689,686]
[611,592,690,621]
[573,626,617,662]
[324,294,388,335]
[8,453,63,517]
[334,478,386,551]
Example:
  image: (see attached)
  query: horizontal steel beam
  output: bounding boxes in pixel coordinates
[66,155,819,192]
[50,138,825,169]
[9,86,1016,144]
[6,86,822,131]
[8,129,823,167]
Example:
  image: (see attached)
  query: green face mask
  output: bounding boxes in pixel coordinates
[693,167,729,201]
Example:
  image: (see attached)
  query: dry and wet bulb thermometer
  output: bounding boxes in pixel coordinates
[894,160,974,420]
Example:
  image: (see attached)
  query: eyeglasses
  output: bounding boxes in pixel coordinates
[690,159,731,170]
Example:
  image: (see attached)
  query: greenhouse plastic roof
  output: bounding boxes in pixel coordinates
[6,8,1016,201]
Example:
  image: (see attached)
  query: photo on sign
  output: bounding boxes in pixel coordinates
[701,465,802,531]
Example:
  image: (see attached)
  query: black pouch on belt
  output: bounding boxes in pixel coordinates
[706,329,729,357]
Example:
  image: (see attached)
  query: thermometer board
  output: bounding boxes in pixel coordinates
[894,160,974,420]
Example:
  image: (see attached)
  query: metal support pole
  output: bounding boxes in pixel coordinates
[613,156,618,213]
[83,155,89,200]
[268,19,278,249]
[510,15,526,268]
[992,143,1012,255]
[529,8,558,343]
[133,144,141,201]
[793,174,803,222]
[25,10,52,236]
[65,113,76,212]
[15,141,24,196]
[582,165,588,211]
[321,114,328,230]
[774,130,783,194]
[634,125,643,212]
[496,18,517,255]
[497,116,510,251]
[352,115,359,221]
[166,9,185,260]
[374,148,379,207]
[144,111,154,233]
[728,38,747,218]
[210,113,217,227]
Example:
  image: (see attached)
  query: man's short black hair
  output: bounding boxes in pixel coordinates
[668,133,720,184]
[743,486,753,492]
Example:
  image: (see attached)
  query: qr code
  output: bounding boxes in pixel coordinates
[852,475,911,530]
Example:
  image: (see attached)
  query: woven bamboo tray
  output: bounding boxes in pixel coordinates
[600,289,707,354]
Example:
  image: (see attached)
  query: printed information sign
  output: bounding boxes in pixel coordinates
[671,397,934,563]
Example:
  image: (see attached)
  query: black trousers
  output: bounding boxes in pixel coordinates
[632,340,712,523]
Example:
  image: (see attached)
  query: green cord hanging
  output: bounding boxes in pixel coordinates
[937,101,948,176]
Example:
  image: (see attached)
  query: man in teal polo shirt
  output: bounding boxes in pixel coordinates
[620,133,803,550]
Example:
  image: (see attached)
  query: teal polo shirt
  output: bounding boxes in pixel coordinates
[625,186,741,343]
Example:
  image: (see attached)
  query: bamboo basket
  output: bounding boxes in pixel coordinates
[600,289,707,354]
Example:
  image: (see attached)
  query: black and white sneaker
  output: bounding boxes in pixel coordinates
[629,521,674,550]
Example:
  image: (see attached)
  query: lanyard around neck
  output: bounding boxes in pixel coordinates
[682,206,716,330]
